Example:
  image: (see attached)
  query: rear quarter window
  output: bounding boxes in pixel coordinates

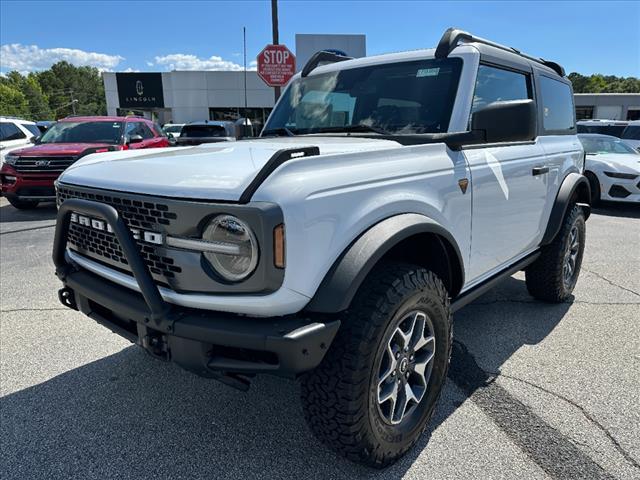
[540,76,575,133]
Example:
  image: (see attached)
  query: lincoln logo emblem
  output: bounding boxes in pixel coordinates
[135,80,144,96]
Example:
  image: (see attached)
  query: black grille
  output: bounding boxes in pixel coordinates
[57,185,177,230]
[66,223,182,279]
[609,185,631,199]
[58,186,181,283]
[14,156,77,173]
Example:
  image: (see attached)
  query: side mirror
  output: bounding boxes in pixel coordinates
[30,136,40,144]
[471,99,536,143]
[126,134,144,145]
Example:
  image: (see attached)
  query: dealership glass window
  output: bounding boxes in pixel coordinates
[627,108,640,121]
[209,107,273,137]
[471,65,531,114]
[0,122,26,141]
[575,106,594,121]
[539,76,575,131]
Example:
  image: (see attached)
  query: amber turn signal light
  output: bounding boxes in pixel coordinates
[274,224,285,269]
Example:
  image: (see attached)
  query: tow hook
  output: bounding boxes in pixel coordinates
[141,333,170,360]
[58,287,78,310]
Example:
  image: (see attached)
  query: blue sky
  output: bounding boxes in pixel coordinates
[1,0,638,77]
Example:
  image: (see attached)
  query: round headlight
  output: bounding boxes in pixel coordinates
[203,215,258,282]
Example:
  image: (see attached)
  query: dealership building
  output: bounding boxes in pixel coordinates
[102,33,366,131]
[574,93,640,121]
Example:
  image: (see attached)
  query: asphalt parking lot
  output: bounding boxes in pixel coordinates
[1,197,638,480]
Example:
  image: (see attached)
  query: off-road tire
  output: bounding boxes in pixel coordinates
[7,197,39,209]
[300,262,452,468]
[585,171,601,206]
[525,204,586,302]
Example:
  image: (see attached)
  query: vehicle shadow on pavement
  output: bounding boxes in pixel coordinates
[0,202,57,223]
[0,277,573,480]
[592,202,640,219]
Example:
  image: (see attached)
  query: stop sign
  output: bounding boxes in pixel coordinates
[257,44,296,87]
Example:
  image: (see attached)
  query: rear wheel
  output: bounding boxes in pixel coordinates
[7,197,39,209]
[526,204,586,302]
[585,171,600,206]
[301,262,452,468]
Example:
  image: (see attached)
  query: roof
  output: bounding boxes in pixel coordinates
[59,115,147,122]
[0,116,35,124]
[577,133,622,139]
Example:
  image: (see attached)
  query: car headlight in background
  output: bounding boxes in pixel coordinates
[603,171,638,180]
[202,215,259,281]
[3,154,18,166]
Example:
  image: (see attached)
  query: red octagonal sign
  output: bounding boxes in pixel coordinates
[257,44,296,87]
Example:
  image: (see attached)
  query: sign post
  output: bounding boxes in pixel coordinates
[257,44,296,92]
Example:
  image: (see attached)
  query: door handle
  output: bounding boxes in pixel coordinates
[532,166,549,176]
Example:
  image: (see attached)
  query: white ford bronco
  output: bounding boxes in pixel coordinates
[53,28,591,467]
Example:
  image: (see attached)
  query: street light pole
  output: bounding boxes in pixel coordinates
[271,0,280,102]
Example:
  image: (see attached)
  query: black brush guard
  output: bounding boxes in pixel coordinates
[53,199,340,388]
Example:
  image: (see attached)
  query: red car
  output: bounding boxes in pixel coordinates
[1,115,169,209]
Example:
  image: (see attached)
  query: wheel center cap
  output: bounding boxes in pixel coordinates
[399,357,409,374]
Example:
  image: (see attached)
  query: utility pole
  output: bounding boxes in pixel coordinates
[69,89,76,115]
[271,0,280,102]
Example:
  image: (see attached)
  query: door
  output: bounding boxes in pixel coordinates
[464,65,549,283]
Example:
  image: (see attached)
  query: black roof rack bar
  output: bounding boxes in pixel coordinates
[435,27,566,77]
[301,50,353,77]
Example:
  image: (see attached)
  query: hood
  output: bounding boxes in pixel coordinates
[11,142,117,157]
[59,136,400,201]
[586,153,640,173]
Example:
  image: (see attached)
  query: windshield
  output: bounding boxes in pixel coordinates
[576,124,626,137]
[263,58,463,136]
[39,121,123,144]
[579,136,639,155]
[23,124,41,137]
[622,125,640,140]
[182,125,229,138]
[164,125,183,133]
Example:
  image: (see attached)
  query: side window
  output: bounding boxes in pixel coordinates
[124,122,138,137]
[152,122,166,137]
[138,123,154,139]
[471,65,531,114]
[539,76,575,132]
[0,122,27,141]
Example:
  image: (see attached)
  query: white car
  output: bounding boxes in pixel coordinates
[621,121,640,152]
[0,117,41,163]
[52,28,591,467]
[162,123,185,139]
[579,134,640,204]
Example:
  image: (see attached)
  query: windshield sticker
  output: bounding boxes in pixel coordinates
[417,67,440,77]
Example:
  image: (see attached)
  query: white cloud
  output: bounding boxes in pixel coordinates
[152,53,257,71]
[0,44,124,73]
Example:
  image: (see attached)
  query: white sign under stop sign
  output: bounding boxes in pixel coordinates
[257,44,296,87]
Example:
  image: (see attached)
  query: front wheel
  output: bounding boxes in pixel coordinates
[526,204,586,302]
[301,263,452,468]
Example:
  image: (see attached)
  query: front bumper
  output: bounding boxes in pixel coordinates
[0,163,58,201]
[53,198,340,381]
[598,173,640,203]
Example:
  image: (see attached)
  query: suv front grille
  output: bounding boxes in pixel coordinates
[57,186,181,284]
[14,156,77,173]
[57,186,177,230]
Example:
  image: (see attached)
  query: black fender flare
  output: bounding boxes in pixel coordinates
[541,172,591,246]
[305,213,465,314]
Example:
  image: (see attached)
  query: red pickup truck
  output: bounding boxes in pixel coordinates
[0,115,169,209]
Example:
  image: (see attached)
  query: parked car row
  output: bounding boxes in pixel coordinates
[577,119,640,151]
[0,115,169,209]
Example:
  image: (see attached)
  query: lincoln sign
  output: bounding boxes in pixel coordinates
[257,44,296,87]
[116,72,165,108]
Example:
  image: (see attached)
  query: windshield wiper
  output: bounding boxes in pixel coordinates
[312,124,392,135]
[262,127,297,137]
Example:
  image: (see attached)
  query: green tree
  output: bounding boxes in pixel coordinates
[0,83,29,117]
[36,61,106,118]
[568,72,640,93]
